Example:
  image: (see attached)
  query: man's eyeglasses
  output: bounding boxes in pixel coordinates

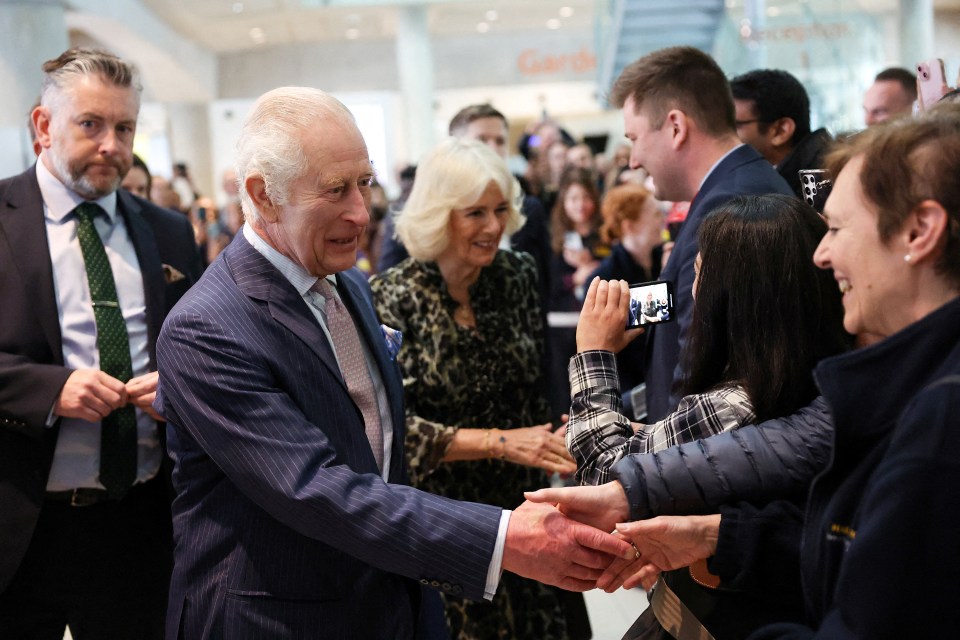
[734,118,761,127]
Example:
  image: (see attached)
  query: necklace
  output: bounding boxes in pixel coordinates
[453,303,476,327]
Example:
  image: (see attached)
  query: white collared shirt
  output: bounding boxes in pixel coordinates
[37,157,160,491]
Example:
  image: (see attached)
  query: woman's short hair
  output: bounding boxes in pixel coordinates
[599,183,654,244]
[824,102,960,287]
[550,166,601,254]
[683,194,850,421]
[396,137,524,261]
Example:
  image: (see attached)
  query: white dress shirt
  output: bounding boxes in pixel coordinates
[37,158,161,491]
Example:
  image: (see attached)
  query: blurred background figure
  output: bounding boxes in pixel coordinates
[170,161,197,209]
[547,166,609,416]
[589,183,665,398]
[604,142,633,193]
[150,175,181,211]
[355,180,388,277]
[731,69,833,198]
[566,142,595,171]
[863,67,917,125]
[187,196,218,266]
[371,137,583,640]
[121,154,152,200]
[202,167,244,264]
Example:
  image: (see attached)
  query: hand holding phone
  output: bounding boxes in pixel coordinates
[917,58,950,111]
[576,278,646,354]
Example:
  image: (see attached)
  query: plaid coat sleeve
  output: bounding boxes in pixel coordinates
[566,350,756,486]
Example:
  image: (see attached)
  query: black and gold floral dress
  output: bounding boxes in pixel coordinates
[371,250,578,640]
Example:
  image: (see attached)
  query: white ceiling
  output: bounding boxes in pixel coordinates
[138,0,598,53]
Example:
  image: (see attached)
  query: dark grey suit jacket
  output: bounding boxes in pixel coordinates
[0,165,202,591]
[158,233,502,639]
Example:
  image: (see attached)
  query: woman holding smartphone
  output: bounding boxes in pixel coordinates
[564,194,850,639]
[568,195,849,485]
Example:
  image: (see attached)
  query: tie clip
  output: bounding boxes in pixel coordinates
[91,300,120,308]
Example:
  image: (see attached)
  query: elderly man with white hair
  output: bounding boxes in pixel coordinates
[155,86,632,640]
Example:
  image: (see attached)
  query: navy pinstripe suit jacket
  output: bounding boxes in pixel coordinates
[157,233,503,639]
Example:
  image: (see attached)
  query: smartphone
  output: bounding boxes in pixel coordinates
[197,206,207,223]
[563,231,583,252]
[627,280,674,328]
[799,169,832,213]
[917,58,949,110]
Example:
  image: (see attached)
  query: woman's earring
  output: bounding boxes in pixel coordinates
[904,254,912,263]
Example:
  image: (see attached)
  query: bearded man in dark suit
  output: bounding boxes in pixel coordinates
[0,48,202,639]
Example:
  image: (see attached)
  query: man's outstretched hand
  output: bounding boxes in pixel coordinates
[524,481,631,533]
[501,500,634,591]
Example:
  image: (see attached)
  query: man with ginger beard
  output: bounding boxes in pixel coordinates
[0,48,201,639]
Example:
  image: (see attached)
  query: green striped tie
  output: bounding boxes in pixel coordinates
[75,202,137,498]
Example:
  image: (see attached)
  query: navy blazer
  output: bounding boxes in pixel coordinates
[158,233,502,639]
[644,145,793,421]
[0,165,201,591]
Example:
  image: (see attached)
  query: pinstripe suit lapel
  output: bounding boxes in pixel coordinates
[227,234,346,388]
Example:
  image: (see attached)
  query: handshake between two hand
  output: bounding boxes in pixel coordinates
[502,481,720,593]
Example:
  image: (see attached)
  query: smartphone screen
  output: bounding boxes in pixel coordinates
[627,280,674,328]
[563,231,583,252]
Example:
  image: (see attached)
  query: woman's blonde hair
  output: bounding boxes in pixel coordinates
[396,137,524,261]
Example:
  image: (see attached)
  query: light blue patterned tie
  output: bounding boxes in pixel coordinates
[74,202,137,498]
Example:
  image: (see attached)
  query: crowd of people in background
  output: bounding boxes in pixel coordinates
[5,37,960,640]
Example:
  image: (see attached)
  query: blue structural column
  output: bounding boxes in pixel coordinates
[742,0,767,70]
[0,0,69,176]
[899,0,934,68]
[396,4,436,165]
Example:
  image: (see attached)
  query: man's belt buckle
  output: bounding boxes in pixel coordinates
[51,488,111,507]
[73,488,111,507]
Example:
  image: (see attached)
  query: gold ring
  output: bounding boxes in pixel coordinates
[631,543,641,559]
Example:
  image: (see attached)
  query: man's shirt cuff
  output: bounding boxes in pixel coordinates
[484,510,511,600]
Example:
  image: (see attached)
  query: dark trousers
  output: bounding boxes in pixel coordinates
[0,477,172,640]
